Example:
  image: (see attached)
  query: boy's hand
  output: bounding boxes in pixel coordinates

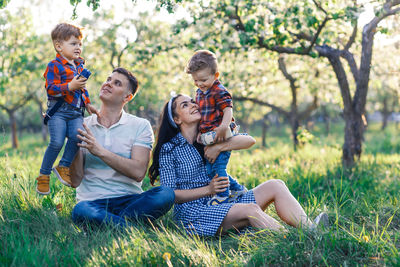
[214,124,229,143]
[86,103,100,117]
[69,75,87,91]
[196,132,203,144]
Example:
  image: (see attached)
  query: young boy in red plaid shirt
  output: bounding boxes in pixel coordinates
[186,50,247,205]
[36,23,98,195]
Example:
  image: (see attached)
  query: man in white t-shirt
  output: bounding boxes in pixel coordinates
[69,67,175,228]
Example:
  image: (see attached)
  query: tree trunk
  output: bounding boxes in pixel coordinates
[261,114,269,148]
[321,105,330,134]
[381,97,390,130]
[38,101,48,141]
[8,110,18,149]
[290,115,299,151]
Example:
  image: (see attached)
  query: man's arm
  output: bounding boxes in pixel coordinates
[69,150,84,188]
[77,123,150,182]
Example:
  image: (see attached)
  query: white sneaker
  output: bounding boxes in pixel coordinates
[310,212,329,231]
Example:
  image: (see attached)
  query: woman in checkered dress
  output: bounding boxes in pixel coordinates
[149,95,324,236]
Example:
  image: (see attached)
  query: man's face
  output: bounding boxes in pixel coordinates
[100,72,132,105]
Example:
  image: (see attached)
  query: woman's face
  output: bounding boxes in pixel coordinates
[173,95,201,127]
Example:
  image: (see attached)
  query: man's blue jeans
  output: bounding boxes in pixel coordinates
[206,151,241,198]
[40,102,83,175]
[71,186,175,228]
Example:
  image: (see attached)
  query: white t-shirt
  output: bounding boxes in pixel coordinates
[76,111,154,202]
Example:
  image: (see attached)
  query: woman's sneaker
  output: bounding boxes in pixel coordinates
[310,212,329,231]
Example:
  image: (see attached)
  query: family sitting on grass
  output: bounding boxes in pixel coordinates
[35,23,328,236]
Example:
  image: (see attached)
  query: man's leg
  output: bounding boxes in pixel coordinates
[118,186,175,222]
[72,198,132,228]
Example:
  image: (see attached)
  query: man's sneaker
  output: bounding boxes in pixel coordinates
[36,174,50,195]
[207,195,230,206]
[310,212,329,231]
[53,165,72,187]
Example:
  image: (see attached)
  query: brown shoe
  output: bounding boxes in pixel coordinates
[36,174,50,195]
[53,165,72,187]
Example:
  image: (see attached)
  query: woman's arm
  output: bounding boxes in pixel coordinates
[174,175,229,204]
[204,134,256,163]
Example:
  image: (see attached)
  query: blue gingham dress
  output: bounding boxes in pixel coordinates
[159,133,256,236]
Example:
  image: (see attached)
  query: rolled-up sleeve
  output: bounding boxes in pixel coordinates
[215,89,232,111]
[159,145,177,190]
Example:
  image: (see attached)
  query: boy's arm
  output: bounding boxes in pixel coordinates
[204,134,256,163]
[214,107,232,143]
[45,63,86,96]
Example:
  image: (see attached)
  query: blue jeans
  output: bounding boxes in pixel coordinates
[40,102,83,175]
[206,151,242,198]
[71,186,175,228]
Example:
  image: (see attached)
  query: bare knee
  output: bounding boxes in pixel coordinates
[268,179,287,190]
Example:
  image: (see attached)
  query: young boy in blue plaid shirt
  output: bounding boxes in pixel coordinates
[36,23,98,195]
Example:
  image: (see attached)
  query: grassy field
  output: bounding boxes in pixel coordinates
[0,122,399,266]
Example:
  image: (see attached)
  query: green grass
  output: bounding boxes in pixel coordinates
[1,122,399,266]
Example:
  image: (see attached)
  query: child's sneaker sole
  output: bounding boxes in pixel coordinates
[52,166,72,187]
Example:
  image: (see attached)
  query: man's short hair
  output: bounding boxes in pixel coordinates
[186,50,218,74]
[112,68,139,96]
[51,23,83,43]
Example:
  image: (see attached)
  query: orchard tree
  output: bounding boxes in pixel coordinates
[0,9,47,148]
[171,0,400,167]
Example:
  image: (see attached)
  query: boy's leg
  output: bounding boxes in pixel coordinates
[118,186,175,222]
[59,111,83,167]
[213,151,231,198]
[39,113,68,175]
[228,175,246,191]
[37,112,67,194]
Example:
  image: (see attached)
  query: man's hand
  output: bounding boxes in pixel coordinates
[207,174,229,195]
[69,75,87,91]
[213,124,229,143]
[86,103,100,117]
[77,123,104,157]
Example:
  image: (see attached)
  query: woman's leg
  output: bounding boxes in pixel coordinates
[253,179,312,228]
[219,203,284,233]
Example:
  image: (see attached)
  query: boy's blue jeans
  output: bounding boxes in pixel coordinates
[71,186,175,228]
[206,151,241,198]
[40,102,83,175]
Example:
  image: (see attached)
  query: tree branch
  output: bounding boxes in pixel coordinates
[344,20,358,51]
[299,95,319,120]
[234,96,289,117]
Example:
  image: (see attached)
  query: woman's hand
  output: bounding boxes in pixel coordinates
[77,123,104,157]
[208,175,229,195]
[204,143,222,163]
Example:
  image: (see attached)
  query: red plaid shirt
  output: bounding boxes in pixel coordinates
[43,53,91,108]
[196,80,234,133]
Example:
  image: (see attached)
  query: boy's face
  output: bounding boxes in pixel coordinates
[191,68,219,92]
[55,36,82,61]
